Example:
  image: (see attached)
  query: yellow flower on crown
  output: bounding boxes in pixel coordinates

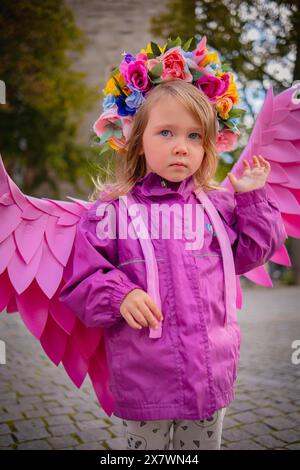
[223,73,240,105]
[104,72,128,97]
[140,41,164,55]
[202,51,221,67]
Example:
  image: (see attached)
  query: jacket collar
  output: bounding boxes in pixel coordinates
[132,171,195,200]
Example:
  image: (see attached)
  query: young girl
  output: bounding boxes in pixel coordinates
[59,79,287,450]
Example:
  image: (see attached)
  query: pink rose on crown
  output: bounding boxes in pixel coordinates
[120,59,151,93]
[193,36,207,66]
[160,47,193,82]
[216,129,239,153]
[195,74,230,103]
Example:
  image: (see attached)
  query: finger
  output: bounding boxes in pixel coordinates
[243,160,250,169]
[131,308,149,328]
[140,303,160,329]
[123,310,143,330]
[252,155,259,167]
[228,172,237,184]
[145,297,163,321]
[258,155,270,171]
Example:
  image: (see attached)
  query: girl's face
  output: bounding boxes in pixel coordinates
[140,96,205,182]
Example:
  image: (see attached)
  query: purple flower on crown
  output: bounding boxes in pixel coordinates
[115,95,136,116]
[103,94,116,110]
[125,90,145,109]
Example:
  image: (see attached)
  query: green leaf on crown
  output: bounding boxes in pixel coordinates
[99,142,111,155]
[182,37,197,52]
[190,68,204,81]
[148,62,163,79]
[150,42,162,57]
[228,108,246,118]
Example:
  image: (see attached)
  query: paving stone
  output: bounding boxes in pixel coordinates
[47,436,79,449]
[271,429,300,443]
[233,411,261,424]
[72,412,98,422]
[14,427,51,442]
[254,434,287,449]
[0,434,14,447]
[44,415,75,427]
[263,416,298,431]
[285,443,300,450]
[76,420,109,432]
[0,424,10,435]
[75,428,111,443]
[48,424,80,437]
[240,423,273,436]
[17,440,53,450]
[76,441,109,450]
[15,419,46,432]
[23,408,49,418]
[228,402,255,413]
[224,439,266,450]
[222,428,252,442]
[47,406,74,416]
[254,407,283,418]
[272,402,300,413]
[0,412,26,422]
[107,437,127,450]
[285,412,300,424]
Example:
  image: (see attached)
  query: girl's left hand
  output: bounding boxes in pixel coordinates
[228,155,271,193]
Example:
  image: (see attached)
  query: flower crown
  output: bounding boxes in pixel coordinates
[93,36,245,155]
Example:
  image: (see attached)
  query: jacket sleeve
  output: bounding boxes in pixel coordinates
[58,206,143,329]
[211,186,288,275]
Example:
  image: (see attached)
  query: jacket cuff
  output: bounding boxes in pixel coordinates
[235,186,267,207]
[110,279,141,319]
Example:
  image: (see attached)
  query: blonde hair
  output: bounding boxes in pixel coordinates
[90,79,222,202]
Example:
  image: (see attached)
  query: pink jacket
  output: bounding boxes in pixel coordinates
[59,172,287,420]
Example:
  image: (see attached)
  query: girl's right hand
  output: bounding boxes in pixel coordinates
[120,288,164,330]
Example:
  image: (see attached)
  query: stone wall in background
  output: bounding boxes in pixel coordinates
[65,0,168,142]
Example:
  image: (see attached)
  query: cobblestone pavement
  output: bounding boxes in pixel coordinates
[0,286,300,451]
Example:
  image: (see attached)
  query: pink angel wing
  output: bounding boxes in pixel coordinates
[221,83,300,303]
[0,154,115,416]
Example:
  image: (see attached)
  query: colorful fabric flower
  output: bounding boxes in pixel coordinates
[195,75,227,103]
[93,107,133,150]
[216,129,239,153]
[160,47,193,82]
[125,90,145,109]
[192,36,207,67]
[215,96,233,119]
[103,94,116,110]
[115,95,136,116]
[120,59,150,93]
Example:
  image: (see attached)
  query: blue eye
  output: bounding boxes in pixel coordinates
[160,129,171,137]
[189,132,201,140]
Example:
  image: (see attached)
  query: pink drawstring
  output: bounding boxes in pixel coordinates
[194,188,237,325]
[119,195,163,338]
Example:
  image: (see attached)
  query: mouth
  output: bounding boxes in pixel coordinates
[170,162,187,167]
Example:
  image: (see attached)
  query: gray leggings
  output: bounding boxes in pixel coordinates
[122,408,226,451]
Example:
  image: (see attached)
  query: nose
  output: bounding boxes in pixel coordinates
[173,138,188,156]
